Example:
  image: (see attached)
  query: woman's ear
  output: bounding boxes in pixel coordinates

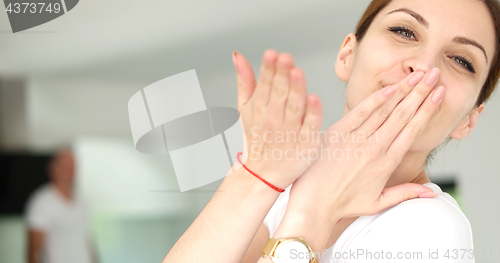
[335,33,358,82]
[449,102,486,140]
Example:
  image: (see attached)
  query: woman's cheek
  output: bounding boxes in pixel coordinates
[371,38,403,64]
[344,83,363,111]
[426,88,468,138]
[441,84,475,115]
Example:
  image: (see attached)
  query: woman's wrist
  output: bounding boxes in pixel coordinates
[272,208,341,253]
[222,163,283,201]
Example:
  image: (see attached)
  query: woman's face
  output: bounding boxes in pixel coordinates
[337,0,496,153]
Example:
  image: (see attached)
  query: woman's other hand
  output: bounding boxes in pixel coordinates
[233,50,324,189]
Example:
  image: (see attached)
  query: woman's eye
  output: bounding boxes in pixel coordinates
[450,56,476,73]
[388,26,416,40]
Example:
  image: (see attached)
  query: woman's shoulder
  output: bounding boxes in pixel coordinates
[377,182,470,228]
[352,182,474,249]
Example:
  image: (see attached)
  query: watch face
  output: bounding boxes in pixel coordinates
[274,240,313,263]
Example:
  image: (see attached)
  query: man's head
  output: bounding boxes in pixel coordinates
[47,149,76,189]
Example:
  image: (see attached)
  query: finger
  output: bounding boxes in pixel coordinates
[251,49,279,110]
[283,67,307,131]
[234,51,257,112]
[356,71,425,135]
[374,183,438,213]
[267,53,295,126]
[336,84,397,133]
[375,68,440,148]
[386,85,444,160]
[299,94,323,143]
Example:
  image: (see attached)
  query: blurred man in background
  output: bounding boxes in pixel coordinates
[25,149,97,263]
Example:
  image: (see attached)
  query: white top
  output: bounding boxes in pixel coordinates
[263,182,475,263]
[25,183,92,263]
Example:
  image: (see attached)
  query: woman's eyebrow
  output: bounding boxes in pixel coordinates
[387,8,429,28]
[454,37,488,63]
[387,8,488,63]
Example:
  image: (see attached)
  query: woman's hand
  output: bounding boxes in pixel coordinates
[234,50,323,189]
[164,50,323,263]
[285,68,443,226]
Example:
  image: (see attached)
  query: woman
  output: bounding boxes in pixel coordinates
[163,0,500,262]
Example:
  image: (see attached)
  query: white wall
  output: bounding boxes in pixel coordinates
[25,75,147,152]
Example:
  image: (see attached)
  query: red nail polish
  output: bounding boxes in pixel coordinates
[233,51,239,72]
[310,95,318,107]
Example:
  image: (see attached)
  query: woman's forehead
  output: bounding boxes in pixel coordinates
[376,0,496,61]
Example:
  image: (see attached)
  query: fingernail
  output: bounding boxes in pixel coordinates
[310,94,318,107]
[432,86,444,103]
[425,68,440,86]
[383,85,397,97]
[408,72,425,87]
[233,51,239,72]
[419,192,439,198]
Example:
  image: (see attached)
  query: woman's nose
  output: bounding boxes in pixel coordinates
[402,50,438,74]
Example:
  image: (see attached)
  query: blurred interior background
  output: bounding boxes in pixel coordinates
[0,0,499,262]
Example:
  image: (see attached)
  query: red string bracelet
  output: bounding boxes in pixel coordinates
[236,151,285,193]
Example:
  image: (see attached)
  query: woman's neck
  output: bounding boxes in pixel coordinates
[385,150,431,188]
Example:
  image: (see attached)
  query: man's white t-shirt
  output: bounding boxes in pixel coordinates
[263,182,475,263]
[25,183,92,263]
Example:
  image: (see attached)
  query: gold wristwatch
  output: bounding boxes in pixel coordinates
[261,237,319,263]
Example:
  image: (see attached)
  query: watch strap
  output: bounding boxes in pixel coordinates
[261,238,279,258]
